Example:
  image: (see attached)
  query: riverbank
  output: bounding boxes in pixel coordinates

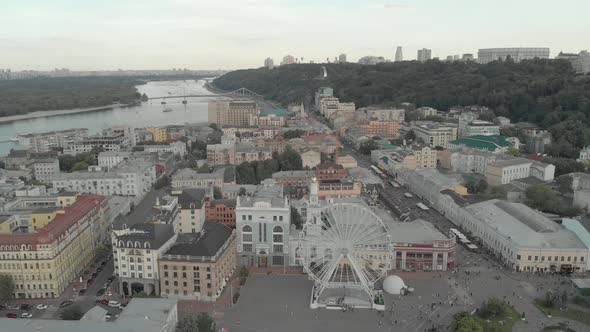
[0,103,133,124]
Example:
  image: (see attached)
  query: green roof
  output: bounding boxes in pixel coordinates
[260,108,289,116]
[449,135,509,151]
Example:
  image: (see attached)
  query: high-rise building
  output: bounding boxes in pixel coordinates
[556,50,590,74]
[395,46,403,62]
[338,54,347,63]
[281,54,295,65]
[417,48,432,62]
[208,100,259,127]
[477,48,550,64]
[264,57,274,69]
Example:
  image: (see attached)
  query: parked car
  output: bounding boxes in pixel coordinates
[87,278,94,285]
[35,304,48,310]
[20,304,31,310]
[91,272,98,278]
[7,304,19,310]
[0,304,6,310]
[100,261,107,266]
[59,300,74,308]
[96,266,103,273]
[107,276,115,283]
[107,301,120,308]
[5,313,17,318]
[21,312,33,318]
[118,303,127,309]
[105,312,112,320]
[96,288,106,296]
[78,288,87,295]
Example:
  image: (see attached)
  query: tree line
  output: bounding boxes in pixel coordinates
[236,146,303,184]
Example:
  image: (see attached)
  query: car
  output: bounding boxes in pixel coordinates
[35,304,48,310]
[91,272,98,278]
[105,312,112,320]
[78,288,87,295]
[107,276,115,283]
[21,312,33,318]
[99,299,109,305]
[5,313,17,318]
[107,301,120,308]
[0,304,6,310]
[87,278,94,285]
[20,304,31,310]
[59,300,74,308]
[96,288,106,296]
[7,304,19,310]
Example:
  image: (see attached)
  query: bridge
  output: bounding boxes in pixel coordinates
[148,87,263,100]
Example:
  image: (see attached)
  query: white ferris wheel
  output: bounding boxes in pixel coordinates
[299,203,393,307]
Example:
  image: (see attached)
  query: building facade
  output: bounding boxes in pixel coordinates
[208,100,259,128]
[205,199,237,228]
[478,47,550,64]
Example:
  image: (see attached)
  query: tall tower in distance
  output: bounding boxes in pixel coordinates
[395,46,403,62]
[417,48,432,62]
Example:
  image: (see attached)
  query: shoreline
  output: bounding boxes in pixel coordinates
[0,103,134,124]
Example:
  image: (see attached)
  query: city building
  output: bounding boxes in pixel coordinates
[477,47,550,64]
[98,151,131,168]
[206,144,235,166]
[64,132,130,155]
[314,87,334,111]
[416,107,438,118]
[301,150,321,169]
[336,154,357,168]
[371,145,437,172]
[0,194,108,299]
[53,159,156,201]
[447,135,510,152]
[281,54,296,65]
[458,112,500,137]
[171,168,224,189]
[318,178,361,199]
[264,57,274,69]
[354,121,401,138]
[417,48,432,62]
[234,145,273,164]
[208,100,259,128]
[394,46,403,62]
[578,145,590,162]
[410,122,458,147]
[362,107,405,122]
[205,199,237,228]
[338,54,347,63]
[112,222,177,296]
[462,54,474,61]
[524,129,552,154]
[557,50,590,74]
[158,221,236,301]
[485,158,533,186]
[174,189,208,234]
[16,128,89,153]
[315,161,348,181]
[236,180,290,267]
[439,196,587,273]
[142,141,187,157]
[31,158,60,183]
[221,184,257,199]
[272,170,315,187]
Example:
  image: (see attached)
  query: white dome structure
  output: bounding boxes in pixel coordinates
[382,275,405,295]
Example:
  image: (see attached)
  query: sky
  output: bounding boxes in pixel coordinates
[1,0,589,71]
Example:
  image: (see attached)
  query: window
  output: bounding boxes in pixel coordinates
[243,244,253,252]
[165,280,169,286]
[528,256,531,261]
[273,244,283,253]
[164,272,168,277]
[516,255,521,260]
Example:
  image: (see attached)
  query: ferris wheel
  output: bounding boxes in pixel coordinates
[299,203,393,305]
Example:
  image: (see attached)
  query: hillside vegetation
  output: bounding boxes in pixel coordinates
[0,77,142,117]
[214,60,590,157]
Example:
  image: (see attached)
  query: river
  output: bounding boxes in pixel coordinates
[0,79,220,156]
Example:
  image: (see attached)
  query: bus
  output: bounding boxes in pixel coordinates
[416,202,429,211]
[404,192,413,198]
[389,180,400,188]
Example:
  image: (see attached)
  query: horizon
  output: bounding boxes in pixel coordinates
[1,0,589,71]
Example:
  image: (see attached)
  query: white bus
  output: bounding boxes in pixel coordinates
[416,202,429,211]
[389,180,400,188]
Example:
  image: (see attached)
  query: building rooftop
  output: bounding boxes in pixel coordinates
[172,168,224,180]
[449,135,510,151]
[210,199,236,208]
[163,221,233,258]
[176,189,207,209]
[272,170,315,179]
[115,223,175,249]
[388,219,449,245]
[238,181,286,209]
[464,200,587,249]
[260,108,289,117]
[490,158,532,167]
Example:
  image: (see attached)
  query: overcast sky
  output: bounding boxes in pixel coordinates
[2,0,588,71]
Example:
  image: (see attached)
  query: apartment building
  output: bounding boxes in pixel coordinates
[171,168,224,189]
[458,113,500,138]
[31,158,60,183]
[16,128,89,153]
[411,122,458,147]
[112,223,177,296]
[354,121,401,138]
[145,127,168,142]
[0,194,107,299]
[158,221,236,301]
[236,181,290,267]
[64,132,130,155]
[98,151,132,168]
[485,158,533,186]
[174,189,208,234]
[362,107,405,122]
[205,199,236,229]
[208,100,259,127]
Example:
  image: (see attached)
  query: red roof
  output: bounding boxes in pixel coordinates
[0,194,106,249]
[526,153,544,161]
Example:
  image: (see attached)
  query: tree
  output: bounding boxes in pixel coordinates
[544,291,556,308]
[283,129,306,139]
[176,313,215,332]
[213,187,223,199]
[153,175,170,189]
[465,180,478,194]
[239,266,249,285]
[71,161,89,172]
[476,180,488,193]
[478,298,507,319]
[208,123,219,131]
[359,140,378,155]
[238,187,247,196]
[0,160,5,169]
[450,312,483,332]
[196,163,210,173]
[95,244,110,259]
[291,207,303,230]
[556,175,573,194]
[507,147,520,156]
[525,184,557,210]
[61,304,83,320]
[0,274,15,300]
[405,130,416,141]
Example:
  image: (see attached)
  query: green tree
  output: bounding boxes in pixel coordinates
[465,180,478,194]
[95,244,110,259]
[196,163,210,173]
[153,175,170,189]
[507,147,520,156]
[208,123,219,131]
[525,184,557,210]
[239,266,249,285]
[176,313,215,332]
[405,130,416,141]
[450,312,483,332]
[291,207,303,230]
[478,298,507,319]
[61,304,83,320]
[238,187,247,196]
[359,140,378,155]
[556,175,573,194]
[0,274,15,300]
[71,161,89,172]
[283,129,306,139]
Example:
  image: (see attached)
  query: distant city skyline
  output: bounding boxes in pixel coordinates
[1,0,588,70]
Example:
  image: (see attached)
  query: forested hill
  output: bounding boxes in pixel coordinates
[214,59,590,157]
[0,77,142,117]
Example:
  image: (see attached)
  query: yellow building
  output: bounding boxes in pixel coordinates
[146,127,168,142]
[0,194,107,299]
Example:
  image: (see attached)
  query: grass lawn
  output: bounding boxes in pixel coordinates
[477,305,521,332]
[534,299,590,326]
